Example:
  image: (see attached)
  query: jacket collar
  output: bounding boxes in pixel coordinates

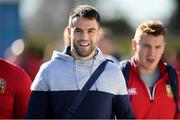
[52,46,105,65]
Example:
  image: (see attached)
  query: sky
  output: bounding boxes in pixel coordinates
[20,0,177,29]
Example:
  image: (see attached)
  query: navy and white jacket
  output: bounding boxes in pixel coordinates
[27,47,134,119]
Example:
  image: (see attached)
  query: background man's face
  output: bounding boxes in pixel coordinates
[133,34,165,72]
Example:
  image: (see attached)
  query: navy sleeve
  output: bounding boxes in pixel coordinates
[113,95,134,119]
[27,91,52,118]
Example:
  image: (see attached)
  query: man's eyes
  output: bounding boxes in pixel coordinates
[88,30,96,34]
[74,29,81,32]
[143,44,162,49]
[73,28,96,34]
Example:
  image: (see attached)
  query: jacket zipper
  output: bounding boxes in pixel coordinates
[144,83,157,101]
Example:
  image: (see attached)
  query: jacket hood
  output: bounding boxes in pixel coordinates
[51,47,105,65]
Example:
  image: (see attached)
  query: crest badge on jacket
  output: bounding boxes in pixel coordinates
[0,78,6,94]
[166,84,173,98]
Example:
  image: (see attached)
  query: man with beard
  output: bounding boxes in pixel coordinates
[119,20,180,119]
[27,5,134,119]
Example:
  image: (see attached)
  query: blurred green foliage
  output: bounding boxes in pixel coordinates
[102,18,133,37]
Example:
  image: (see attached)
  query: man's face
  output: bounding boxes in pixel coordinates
[68,17,100,60]
[132,33,165,73]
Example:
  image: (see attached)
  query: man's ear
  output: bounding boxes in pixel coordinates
[67,27,71,43]
[67,26,71,36]
[132,39,137,51]
[63,27,71,47]
[97,27,101,41]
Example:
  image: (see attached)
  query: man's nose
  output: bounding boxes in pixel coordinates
[148,47,155,56]
[81,32,88,40]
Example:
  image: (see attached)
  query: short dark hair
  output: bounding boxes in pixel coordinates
[68,5,100,27]
[135,20,167,37]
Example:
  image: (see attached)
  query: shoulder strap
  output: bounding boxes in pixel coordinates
[119,60,131,86]
[63,60,109,118]
[166,64,180,113]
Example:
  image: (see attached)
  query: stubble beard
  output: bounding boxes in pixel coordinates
[73,41,95,57]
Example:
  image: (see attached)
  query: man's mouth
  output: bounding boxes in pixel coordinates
[147,58,155,63]
[79,43,89,47]
[79,41,90,48]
